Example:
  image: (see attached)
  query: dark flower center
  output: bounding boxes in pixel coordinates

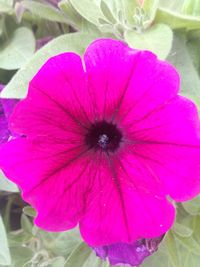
[85,121,122,152]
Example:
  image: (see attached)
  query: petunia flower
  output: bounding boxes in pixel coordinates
[0,84,18,146]
[0,39,200,266]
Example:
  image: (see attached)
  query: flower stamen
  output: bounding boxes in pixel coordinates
[85,121,122,152]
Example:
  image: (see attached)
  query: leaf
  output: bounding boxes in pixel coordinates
[21,0,69,24]
[186,37,200,76]
[0,216,11,265]
[1,0,13,5]
[124,23,173,59]
[167,32,200,98]
[159,0,185,12]
[165,231,180,267]
[1,32,97,99]
[142,0,159,25]
[21,214,33,235]
[182,0,200,16]
[69,0,107,26]
[0,0,13,13]
[0,27,35,70]
[37,227,81,257]
[23,206,36,218]
[100,0,117,24]
[120,0,139,26]
[0,16,4,36]
[58,0,83,29]
[172,222,193,237]
[182,196,200,215]
[8,230,32,245]
[176,234,200,256]
[9,246,33,267]
[49,257,66,267]
[141,240,169,267]
[0,170,19,192]
[64,242,92,267]
[155,7,200,30]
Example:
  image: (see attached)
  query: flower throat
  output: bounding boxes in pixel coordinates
[85,121,122,152]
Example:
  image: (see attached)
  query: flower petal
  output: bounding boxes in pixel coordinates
[84,39,179,123]
[0,138,94,231]
[84,39,138,121]
[80,152,175,246]
[10,52,93,137]
[126,96,200,201]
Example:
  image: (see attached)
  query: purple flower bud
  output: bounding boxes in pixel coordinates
[92,236,164,267]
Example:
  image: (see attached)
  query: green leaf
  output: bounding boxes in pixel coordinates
[155,7,200,30]
[120,0,139,26]
[69,0,107,26]
[1,0,13,5]
[64,242,92,267]
[159,0,185,12]
[50,257,66,267]
[0,0,13,13]
[100,0,117,24]
[165,231,180,267]
[0,170,19,192]
[1,32,97,99]
[186,37,200,76]
[142,0,159,25]
[0,16,4,36]
[182,0,200,16]
[8,230,32,245]
[23,206,36,218]
[21,214,33,235]
[9,246,33,267]
[124,23,173,59]
[167,32,200,98]
[0,216,11,265]
[182,196,200,216]
[172,222,193,237]
[141,240,169,267]
[58,0,83,29]
[21,0,69,24]
[0,27,35,70]
[36,227,81,257]
[176,234,200,256]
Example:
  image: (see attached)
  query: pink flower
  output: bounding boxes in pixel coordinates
[0,39,200,250]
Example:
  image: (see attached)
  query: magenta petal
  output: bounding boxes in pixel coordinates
[79,152,175,246]
[9,52,94,137]
[126,96,200,201]
[0,138,96,231]
[84,39,139,121]
[84,39,179,123]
